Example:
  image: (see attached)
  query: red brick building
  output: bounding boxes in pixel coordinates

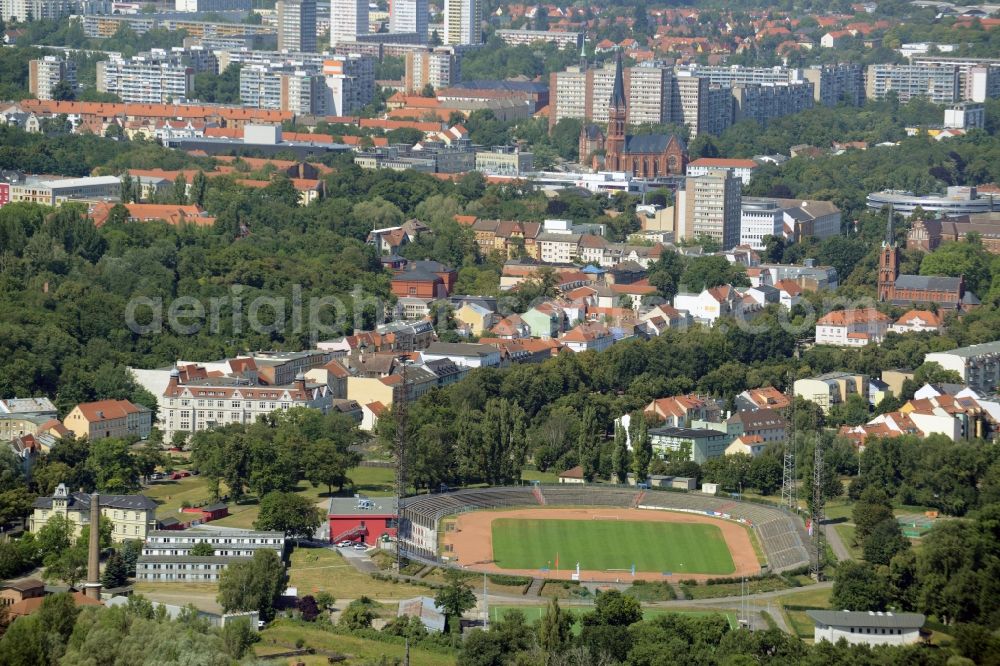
[907,214,1000,255]
[328,496,398,546]
[390,261,457,298]
[584,53,687,178]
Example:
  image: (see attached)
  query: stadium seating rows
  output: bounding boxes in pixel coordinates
[399,485,810,572]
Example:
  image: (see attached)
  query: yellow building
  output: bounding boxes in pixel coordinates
[63,399,152,441]
[29,484,158,542]
[793,372,868,413]
[454,302,495,336]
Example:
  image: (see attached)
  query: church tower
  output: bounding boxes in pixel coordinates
[878,204,899,303]
[605,50,627,172]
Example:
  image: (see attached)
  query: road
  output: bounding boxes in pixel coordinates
[824,521,853,562]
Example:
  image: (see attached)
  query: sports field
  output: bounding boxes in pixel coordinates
[491,518,736,575]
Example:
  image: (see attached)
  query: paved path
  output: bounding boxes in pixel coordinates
[824,521,853,562]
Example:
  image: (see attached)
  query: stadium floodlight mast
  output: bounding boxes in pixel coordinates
[809,440,826,581]
[394,361,409,572]
[781,376,797,511]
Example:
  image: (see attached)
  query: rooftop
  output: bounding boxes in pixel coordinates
[807,610,925,629]
[328,496,398,516]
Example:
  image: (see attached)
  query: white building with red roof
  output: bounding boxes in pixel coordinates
[891,309,942,334]
[686,157,759,185]
[559,323,613,353]
[815,308,891,347]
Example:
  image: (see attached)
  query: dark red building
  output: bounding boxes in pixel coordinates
[328,496,398,546]
[583,52,687,178]
[390,260,457,299]
[181,502,230,523]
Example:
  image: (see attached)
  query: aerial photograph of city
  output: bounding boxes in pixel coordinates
[0,0,999,662]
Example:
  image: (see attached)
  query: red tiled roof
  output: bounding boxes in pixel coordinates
[817,308,891,326]
[72,399,144,423]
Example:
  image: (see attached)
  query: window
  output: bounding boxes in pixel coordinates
[232,401,241,408]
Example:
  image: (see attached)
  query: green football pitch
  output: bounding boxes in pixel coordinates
[491,518,736,575]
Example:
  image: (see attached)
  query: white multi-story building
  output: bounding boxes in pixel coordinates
[389,0,427,40]
[676,170,742,250]
[137,529,286,583]
[323,56,375,115]
[687,158,758,185]
[404,47,458,92]
[925,341,1000,394]
[444,0,480,45]
[29,56,76,101]
[160,369,333,440]
[174,0,250,10]
[277,0,317,52]
[97,53,193,104]
[536,232,581,263]
[627,63,673,125]
[739,198,784,250]
[494,29,582,49]
[815,308,891,347]
[331,0,369,46]
[10,175,122,206]
[911,56,1000,102]
[0,0,72,22]
[865,63,961,104]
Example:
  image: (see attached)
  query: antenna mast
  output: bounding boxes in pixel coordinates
[810,441,826,580]
[394,360,408,571]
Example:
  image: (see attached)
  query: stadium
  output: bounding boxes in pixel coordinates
[398,486,810,582]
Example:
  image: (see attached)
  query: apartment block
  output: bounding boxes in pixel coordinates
[732,82,814,127]
[0,0,72,22]
[444,0,481,45]
[494,29,582,49]
[136,529,286,583]
[331,0,369,46]
[29,56,76,101]
[866,64,961,104]
[475,147,533,176]
[97,53,193,104]
[389,0,427,41]
[323,56,375,115]
[794,372,867,413]
[676,170,742,250]
[925,341,1000,394]
[404,47,458,92]
[63,399,152,441]
[174,0,250,10]
[626,63,674,125]
[277,0,317,52]
[912,56,1000,102]
[803,63,865,106]
[739,198,784,250]
[679,64,795,87]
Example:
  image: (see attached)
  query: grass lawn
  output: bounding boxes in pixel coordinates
[287,546,429,600]
[520,469,561,484]
[491,518,735,575]
[258,620,456,666]
[487,605,736,634]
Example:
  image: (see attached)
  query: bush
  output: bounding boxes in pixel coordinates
[486,574,530,587]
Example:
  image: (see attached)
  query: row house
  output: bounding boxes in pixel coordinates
[559,322,614,353]
[471,219,542,259]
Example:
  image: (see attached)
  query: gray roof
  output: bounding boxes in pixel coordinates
[147,529,284,538]
[33,492,157,512]
[649,427,726,440]
[930,340,1000,358]
[328,496,398,515]
[893,274,962,292]
[424,342,498,358]
[806,610,925,629]
[200,503,229,512]
[137,555,247,564]
[0,397,57,414]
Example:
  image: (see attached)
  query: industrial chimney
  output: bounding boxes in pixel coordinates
[84,492,101,600]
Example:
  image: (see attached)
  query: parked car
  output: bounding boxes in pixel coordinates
[352,543,368,551]
[336,540,354,548]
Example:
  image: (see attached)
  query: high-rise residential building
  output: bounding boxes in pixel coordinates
[323,56,376,115]
[865,63,961,103]
[331,0,369,47]
[404,47,459,92]
[732,82,814,127]
[390,0,427,41]
[277,0,317,53]
[0,0,72,22]
[676,169,742,250]
[679,64,794,87]
[174,0,250,11]
[29,56,77,101]
[911,56,1000,102]
[444,0,481,45]
[624,62,673,125]
[96,53,193,104]
[803,63,865,106]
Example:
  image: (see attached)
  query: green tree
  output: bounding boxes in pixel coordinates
[538,597,572,657]
[221,616,258,659]
[254,491,321,540]
[611,420,629,484]
[36,513,73,561]
[435,569,476,632]
[852,486,895,544]
[43,544,87,587]
[863,517,910,566]
[301,430,362,495]
[631,414,651,484]
[190,541,215,556]
[831,561,889,611]
[578,405,600,482]
[171,173,187,205]
[86,438,141,493]
[339,597,379,630]
[217,549,287,621]
[190,170,208,207]
[101,550,128,588]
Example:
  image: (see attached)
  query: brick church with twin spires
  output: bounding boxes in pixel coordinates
[579,53,688,179]
[877,207,979,310]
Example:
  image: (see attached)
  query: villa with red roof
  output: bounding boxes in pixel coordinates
[891,310,942,334]
[815,308,891,347]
